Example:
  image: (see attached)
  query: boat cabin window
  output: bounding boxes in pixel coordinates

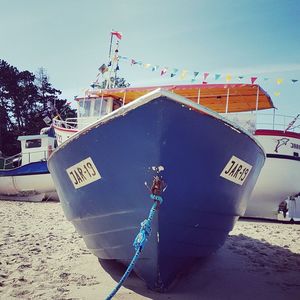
[78,97,114,118]
[25,139,42,149]
[93,99,109,117]
[79,100,91,117]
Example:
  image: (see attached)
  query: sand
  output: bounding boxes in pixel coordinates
[0,201,300,300]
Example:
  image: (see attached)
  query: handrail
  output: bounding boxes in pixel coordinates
[224,111,300,133]
[53,116,101,130]
[2,153,22,169]
[0,150,48,170]
[53,118,77,129]
[256,112,300,133]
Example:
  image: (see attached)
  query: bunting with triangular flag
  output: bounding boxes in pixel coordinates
[170,68,179,77]
[251,77,257,84]
[161,68,167,76]
[111,31,122,40]
[226,74,232,82]
[180,70,188,80]
[116,54,299,89]
[215,74,221,80]
[98,64,108,74]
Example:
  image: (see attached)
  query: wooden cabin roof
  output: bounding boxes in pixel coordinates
[81,83,274,113]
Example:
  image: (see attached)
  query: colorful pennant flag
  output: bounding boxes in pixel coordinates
[170,68,179,77]
[111,31,122,40]
[251,77,257,84]
[274,91,281,97]
[276,78,283,85]
[113,54,119,62]
[226,74,232,82]
[161,68,168,76]
[215,74,221,80]
[191,72,199,82]
[203,72,209,81]
[152,65,159,72]
[180,70,188,80]
[98,64,108,74]
[131,59,137,65]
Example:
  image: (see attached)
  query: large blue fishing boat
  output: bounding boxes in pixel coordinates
[48,86,273,291]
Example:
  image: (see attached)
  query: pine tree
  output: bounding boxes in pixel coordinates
[0,60,76,155]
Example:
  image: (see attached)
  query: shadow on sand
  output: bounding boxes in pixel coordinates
[99,229,300,300]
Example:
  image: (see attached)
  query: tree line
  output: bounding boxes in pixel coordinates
[0,59,76,155]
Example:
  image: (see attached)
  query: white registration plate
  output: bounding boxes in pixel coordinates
[220,155,252,185]
[66,157,101,189]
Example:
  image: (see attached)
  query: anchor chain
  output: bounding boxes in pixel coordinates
[105,175,165,300]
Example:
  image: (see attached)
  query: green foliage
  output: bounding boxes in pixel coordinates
[0,60,76,155]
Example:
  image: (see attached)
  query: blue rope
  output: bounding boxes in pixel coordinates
[105,195,163,300]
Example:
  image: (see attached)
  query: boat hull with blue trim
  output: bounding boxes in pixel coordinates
[244,129,300,220]
[48,89,265,290]
[0,161,58,201]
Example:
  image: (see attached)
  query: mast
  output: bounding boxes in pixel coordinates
[105,32,114,89]
[106,30,121,89]
[108,32,113,63]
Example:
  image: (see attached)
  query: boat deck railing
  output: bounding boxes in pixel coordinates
[53,117,77,130]
[256,112,300,133]
[53,116,101,131]
[0,150,48,170]
[225,111,300,134]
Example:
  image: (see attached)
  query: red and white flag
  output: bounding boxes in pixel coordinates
[111,31,122,40]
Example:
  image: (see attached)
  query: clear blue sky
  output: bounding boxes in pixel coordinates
[1,0,300,118]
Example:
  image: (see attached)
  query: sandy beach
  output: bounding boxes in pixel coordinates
[0,200,299,300]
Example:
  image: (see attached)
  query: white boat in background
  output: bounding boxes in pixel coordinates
[226,112,300,221]
[52,95,122,145]
[246,113,300,221]
[0,131,58,202]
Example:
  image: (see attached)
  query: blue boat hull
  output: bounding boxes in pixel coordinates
[0,161,58,201]
[48,92,265,290]
[0,161,49,177]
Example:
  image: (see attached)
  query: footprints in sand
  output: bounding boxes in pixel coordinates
[0,201,100,299]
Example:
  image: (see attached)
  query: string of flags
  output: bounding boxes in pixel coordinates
[90,31,299,97]
[116,55,299,96]
[119,55,299,85]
